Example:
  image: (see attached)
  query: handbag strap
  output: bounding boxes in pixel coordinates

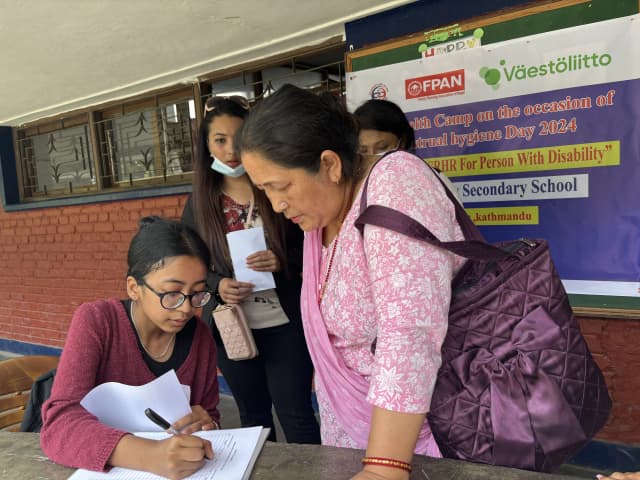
[355,153,511,262]
[244,194,256,229]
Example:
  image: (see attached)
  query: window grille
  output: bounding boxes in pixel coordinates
[17,122,95,198]
[11,46,345,204]
[95,99,196,189]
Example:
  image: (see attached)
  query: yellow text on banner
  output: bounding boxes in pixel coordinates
[427,141,620,177]
[467,206,540,226]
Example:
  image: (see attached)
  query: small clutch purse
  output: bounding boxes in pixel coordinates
[212,304,258,361]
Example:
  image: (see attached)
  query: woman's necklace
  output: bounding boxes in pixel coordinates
[317,182,357,305]
[130,302,176,361]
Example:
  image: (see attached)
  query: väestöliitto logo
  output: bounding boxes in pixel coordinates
[480,53,613,89]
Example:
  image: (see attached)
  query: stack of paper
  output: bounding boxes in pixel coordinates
[75,370,269,479]
[68,427,270,480]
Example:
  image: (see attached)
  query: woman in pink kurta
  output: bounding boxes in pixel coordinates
[238,84,465,480]
[307,149,464,451]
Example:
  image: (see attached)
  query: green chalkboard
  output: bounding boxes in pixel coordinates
[347,0,640,317]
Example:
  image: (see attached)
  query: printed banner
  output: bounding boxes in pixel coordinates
[346,15,640,296]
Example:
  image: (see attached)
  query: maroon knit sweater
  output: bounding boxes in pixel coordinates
[40,298,220,471]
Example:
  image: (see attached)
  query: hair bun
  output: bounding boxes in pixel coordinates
[138,215,163,228]
[318,91,344,111]
[318,92,358,134]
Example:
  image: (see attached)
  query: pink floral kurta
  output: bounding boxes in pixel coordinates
[312,151,465,449]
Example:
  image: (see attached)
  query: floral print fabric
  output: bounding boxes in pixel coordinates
[222,194,261,231]
[313,151,465,449]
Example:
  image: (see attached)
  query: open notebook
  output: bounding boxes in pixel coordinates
[68,426,270,480]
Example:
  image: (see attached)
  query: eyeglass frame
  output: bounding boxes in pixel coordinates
[139,280,213,310]
[204,95,250,113]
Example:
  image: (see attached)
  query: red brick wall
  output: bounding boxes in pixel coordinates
[0,196,638,443]
[579,317,640,444]
[0,194,188,348]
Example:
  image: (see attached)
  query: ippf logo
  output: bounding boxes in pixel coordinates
[405,69,465,100]
[368,83,389,99]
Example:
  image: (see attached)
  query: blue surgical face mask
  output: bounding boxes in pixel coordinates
[210,155,246,178]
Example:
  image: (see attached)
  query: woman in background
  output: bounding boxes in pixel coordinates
[182,95,319,444]
[41,217,219,479]
[354,98,463,204]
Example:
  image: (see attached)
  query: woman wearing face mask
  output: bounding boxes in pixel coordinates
[181,95,320,444]
[354,99,463,204]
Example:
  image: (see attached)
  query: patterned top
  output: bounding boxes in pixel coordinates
[313,151,466,449]
[222,193,261,231]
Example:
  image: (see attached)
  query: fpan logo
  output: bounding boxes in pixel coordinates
[369,83,389,99]
[405,69,465,100]
[480,52,613,89]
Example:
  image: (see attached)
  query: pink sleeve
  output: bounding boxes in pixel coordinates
[362,152,460,413]
[40,302,128,471]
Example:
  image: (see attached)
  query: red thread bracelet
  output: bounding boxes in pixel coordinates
[362,456,412,473]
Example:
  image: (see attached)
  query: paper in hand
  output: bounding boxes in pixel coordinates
[226,226,276,292]
[80,370,191,432]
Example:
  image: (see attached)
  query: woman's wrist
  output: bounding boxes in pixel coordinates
[361,457,411,480]
[360,465,410,480]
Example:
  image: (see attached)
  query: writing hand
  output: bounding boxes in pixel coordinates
[246,249,280,272]
[110,434,214,480]
[154,434,214,480]
[172,405,219,434]
[218,278,254,303]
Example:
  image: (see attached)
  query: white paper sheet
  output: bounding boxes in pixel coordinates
[80,370,192,432]
[226,227,275,292]
[67,427,269,480]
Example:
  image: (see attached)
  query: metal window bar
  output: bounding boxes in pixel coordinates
[94,99,195,189]
[15,56,343,200]
[206,59,345,105]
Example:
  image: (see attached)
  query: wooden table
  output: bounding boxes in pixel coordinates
[0,431,582,479]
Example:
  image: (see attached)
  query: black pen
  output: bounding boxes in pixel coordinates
[144,408,179,435]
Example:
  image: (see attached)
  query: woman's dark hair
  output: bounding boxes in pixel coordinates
[236,84,361,182]
[190,96,289,275]
[127,216,211,282]
[353,99,416,151]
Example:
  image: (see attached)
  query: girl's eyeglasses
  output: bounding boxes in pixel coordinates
[140,280,212,310]
[204,95,250,113]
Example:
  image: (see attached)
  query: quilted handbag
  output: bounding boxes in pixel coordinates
[213,304,258,361]
[355,159,612,472]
